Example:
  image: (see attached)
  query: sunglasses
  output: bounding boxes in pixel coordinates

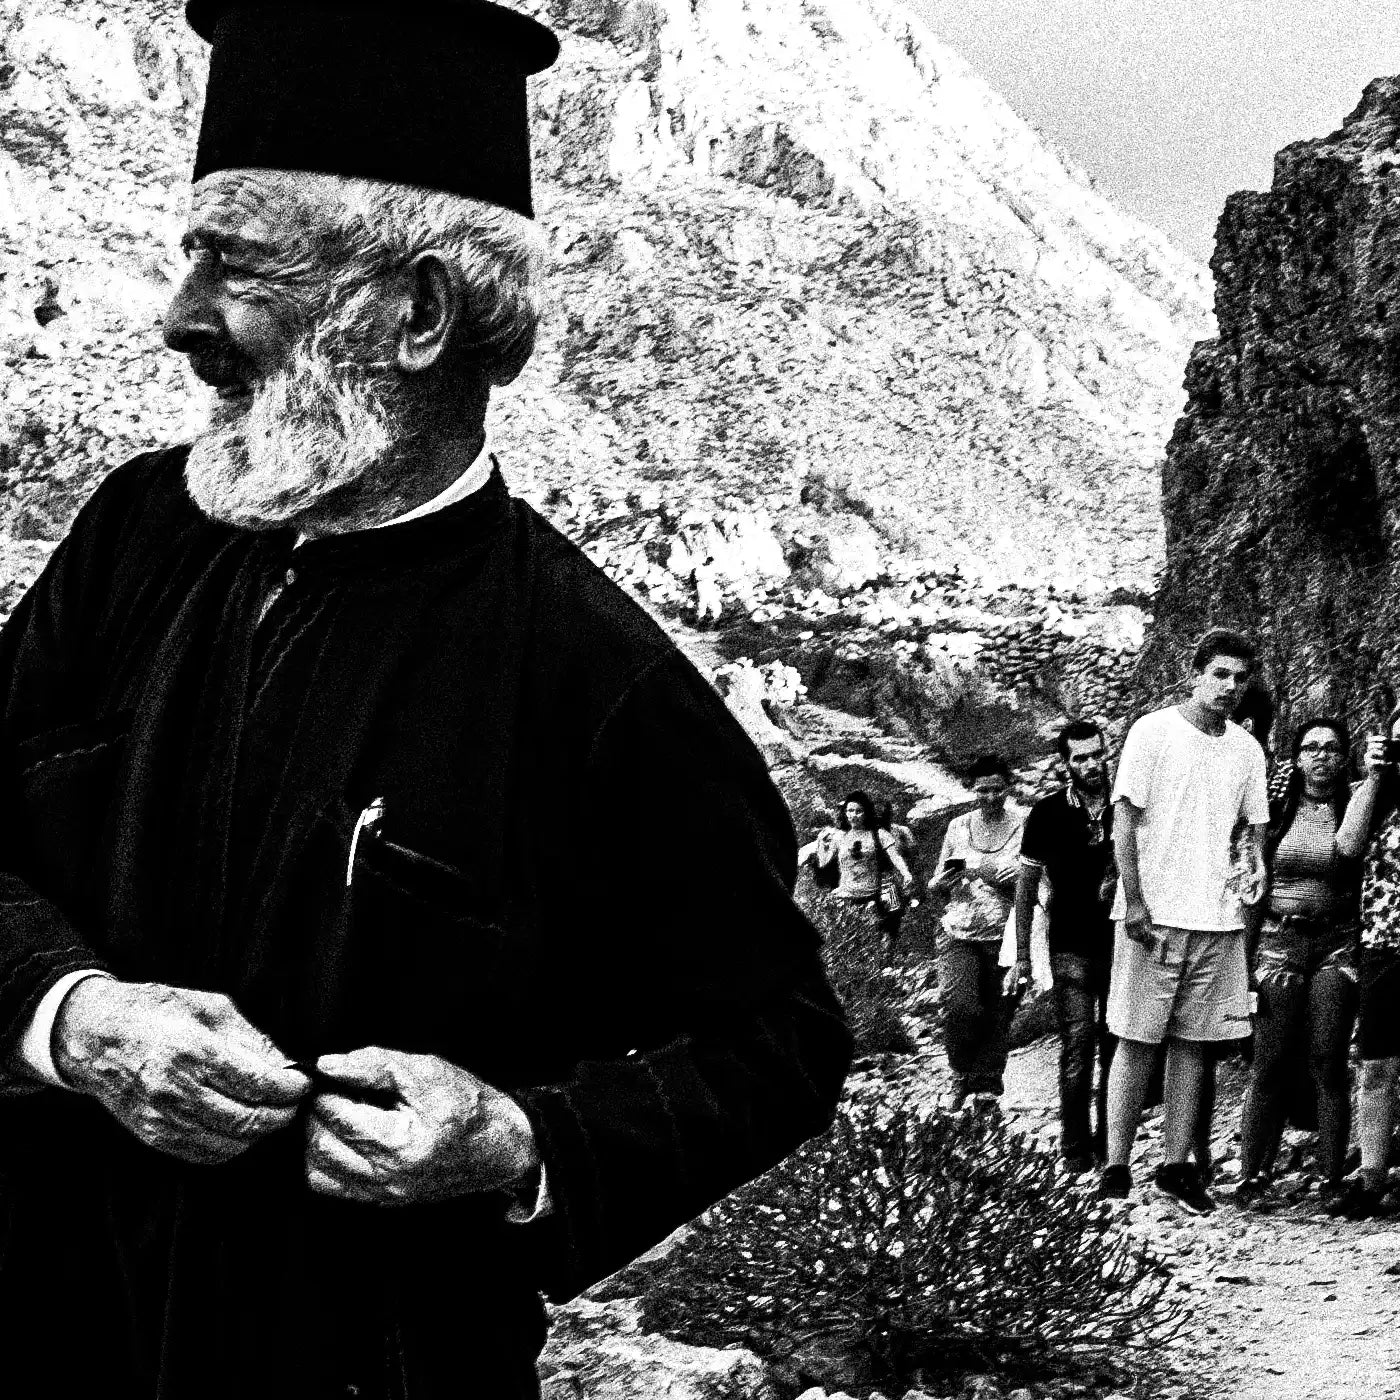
[1297,743,1344,756]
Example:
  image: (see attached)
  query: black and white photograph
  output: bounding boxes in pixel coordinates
[1,0,1398,1396]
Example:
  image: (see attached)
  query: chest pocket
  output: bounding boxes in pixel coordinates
[303,796,540,1082]
[12,711,133,930]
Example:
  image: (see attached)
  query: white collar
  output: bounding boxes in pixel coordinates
[294,432,495,548]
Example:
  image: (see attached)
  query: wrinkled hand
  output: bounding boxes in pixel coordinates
[304,1047,538,1206]
[52,979,309,1164]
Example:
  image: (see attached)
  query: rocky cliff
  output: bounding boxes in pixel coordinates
[1136,77,1400,731]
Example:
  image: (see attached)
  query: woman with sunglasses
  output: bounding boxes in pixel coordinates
[1234,719,1361,1209]
[801,789,914,938]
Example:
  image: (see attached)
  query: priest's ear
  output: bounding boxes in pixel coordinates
[389,249,463,375]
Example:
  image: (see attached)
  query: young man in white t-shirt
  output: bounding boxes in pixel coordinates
[1099,628,1270,1213]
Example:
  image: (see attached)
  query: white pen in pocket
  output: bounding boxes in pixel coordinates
[346,796,386,887]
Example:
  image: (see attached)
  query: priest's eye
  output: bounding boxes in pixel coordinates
[184,243,253,281]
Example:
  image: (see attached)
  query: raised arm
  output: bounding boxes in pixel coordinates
[1337,735,1393,858]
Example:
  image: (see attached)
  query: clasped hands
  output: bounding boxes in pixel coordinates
[50,979,538,1205]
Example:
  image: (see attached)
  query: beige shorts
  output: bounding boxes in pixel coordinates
[1106,922,1250,1044]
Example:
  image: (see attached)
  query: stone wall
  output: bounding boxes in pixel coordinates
[977,618,1139,722]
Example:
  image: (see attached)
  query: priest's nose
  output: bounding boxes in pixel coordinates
[163,265,221,354]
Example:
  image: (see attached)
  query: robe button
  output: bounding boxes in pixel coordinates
[284,567,297,587]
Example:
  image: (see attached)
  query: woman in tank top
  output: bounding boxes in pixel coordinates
[802,790,911,899]
[930,754,1025,1109]
[1326,703,1400,1219]
[1235,718,1360,1209]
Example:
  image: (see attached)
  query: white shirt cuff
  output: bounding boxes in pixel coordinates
[18,969,113,1088]
[504,1160,553,1223]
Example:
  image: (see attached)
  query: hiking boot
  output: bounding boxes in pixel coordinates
[1325,1177,1389,1220]
[1097,1164,1132,1199]
[1062,1152,1097,1177]
[1154,1163,1216,1215]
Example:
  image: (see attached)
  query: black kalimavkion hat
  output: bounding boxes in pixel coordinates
[186,0,559,218]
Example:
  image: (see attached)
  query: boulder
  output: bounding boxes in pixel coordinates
[809,516,885,595]
[714,658,803,766]
[784,1336,874,1394]
[541,1298,778,1400]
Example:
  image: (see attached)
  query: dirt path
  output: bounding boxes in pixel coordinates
[894,1037,1400,1399]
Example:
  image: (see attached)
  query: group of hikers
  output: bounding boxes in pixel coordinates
[801,626,1400,1219]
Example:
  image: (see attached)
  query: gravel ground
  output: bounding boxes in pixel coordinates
[940,1036,1400,1399]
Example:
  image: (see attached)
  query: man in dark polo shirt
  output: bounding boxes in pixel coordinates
[1011,719,1116,1172]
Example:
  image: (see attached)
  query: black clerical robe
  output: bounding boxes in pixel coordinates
[0,448,851,1400]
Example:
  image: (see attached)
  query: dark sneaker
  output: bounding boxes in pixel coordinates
[1154,1163,1216,1215]
[1062,1153,1096,1177]
[1325,1177,1388,1220]
[1232,1176,1273,1211]
[1317,1179,1349,1209]
[1097,1164,1132,1199]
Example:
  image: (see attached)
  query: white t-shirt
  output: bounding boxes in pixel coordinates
[1110,707,1269,931]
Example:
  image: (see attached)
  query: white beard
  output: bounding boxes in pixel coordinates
[184,294,404,532]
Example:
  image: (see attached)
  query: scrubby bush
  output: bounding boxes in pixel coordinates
[641,1095,1183,1394]
[801,887,916,1057]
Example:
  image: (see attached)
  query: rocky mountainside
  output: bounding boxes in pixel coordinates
[0,0,1213,820]
[1136,76,1400,732]
[0,0,1209,602]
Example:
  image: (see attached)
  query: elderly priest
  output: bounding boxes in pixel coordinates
[0,3,852,1396]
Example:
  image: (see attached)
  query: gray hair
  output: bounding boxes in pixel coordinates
[301,174,547,387]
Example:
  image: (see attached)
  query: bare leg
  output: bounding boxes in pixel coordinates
[1162,1038,1207,1164]
[1358,1057,1400,1190]
[1105,1037,1158,1167]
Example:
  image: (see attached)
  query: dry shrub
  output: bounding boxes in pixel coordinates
[801,886,915,1057]
[641,1095,1183,1394]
